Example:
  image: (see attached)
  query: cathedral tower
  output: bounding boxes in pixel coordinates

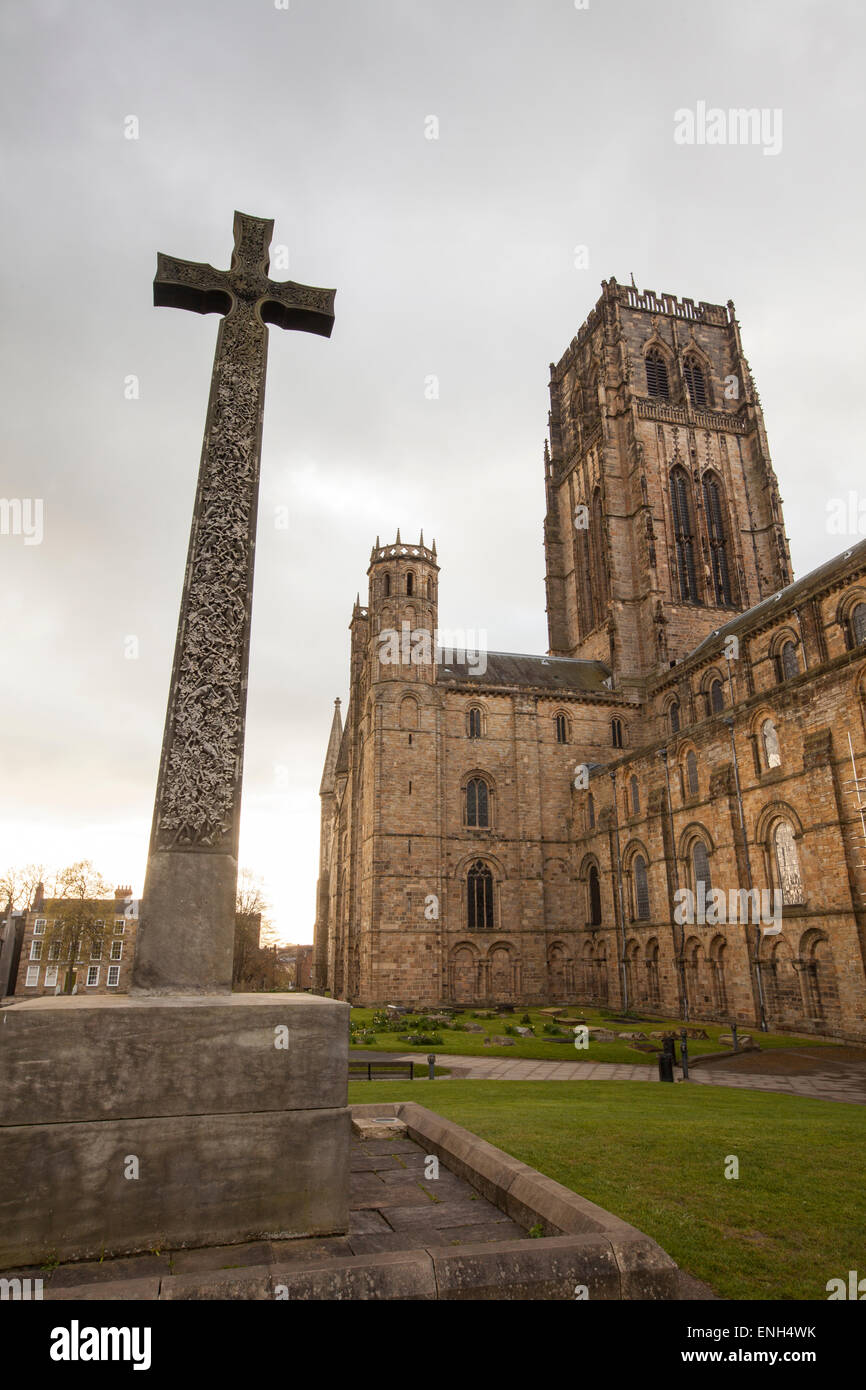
[543,279,792,685]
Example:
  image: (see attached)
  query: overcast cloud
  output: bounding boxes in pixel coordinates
[1,0,864,940]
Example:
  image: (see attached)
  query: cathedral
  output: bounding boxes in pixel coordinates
[313,278,866,1041]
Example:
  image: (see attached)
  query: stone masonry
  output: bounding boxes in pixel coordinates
[314,279,866,1042]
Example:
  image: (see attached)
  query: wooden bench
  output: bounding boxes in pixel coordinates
[349,1061,415,1081]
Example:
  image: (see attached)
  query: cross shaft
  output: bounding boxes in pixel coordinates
[133,212,335,993]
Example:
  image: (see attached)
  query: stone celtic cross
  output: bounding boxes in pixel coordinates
[133,211,335,993]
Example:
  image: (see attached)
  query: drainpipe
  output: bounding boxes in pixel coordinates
[609,768,629,1010]
[658,748,689,1021]
[723,713,769,1032]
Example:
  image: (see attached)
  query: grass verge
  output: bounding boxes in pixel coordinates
[346,1078,865,1300]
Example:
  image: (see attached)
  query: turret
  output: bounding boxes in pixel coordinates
[367,530,440,686]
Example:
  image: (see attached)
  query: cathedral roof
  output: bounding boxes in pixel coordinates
[688,535,866,661]
[437,651,611,694]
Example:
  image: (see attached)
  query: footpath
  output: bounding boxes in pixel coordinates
[389,1050,866,1105]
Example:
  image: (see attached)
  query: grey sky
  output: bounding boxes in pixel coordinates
[2,0,864,940]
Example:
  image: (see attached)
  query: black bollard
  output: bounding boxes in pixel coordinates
[658,1052,674,1082]
[427,1053,436,1080]
[680,1028,689,1079]
[731,1022,739,1053]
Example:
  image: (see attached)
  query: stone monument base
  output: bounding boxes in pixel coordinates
[0,992,350,1268]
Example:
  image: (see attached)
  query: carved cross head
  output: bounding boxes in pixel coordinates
[154,210,335,337]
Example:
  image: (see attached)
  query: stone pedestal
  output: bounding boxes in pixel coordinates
[0,992,350,1268]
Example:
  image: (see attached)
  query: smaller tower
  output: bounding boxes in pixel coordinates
[367,531,440,686]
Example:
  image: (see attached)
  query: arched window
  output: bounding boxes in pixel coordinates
[683,355,708,408]
[645,939,660,1003]
[670,467,699,603]
[467,861,494,929]
[590,489,609,613]
[692,840,712,896]
[702,473,732,606]
[686,750,699,797]
[709,679,724,714]
[762,718,781,769]
[585,368,600,435]
[467,707,482,739]
[646,348,670,400]
[466,777,490,828]
[669,700,681,734]
[611,718,623,749]
[555,713,568,744]
[587,793,595,830]
[588,865,602,925]
[778,641,799,682]
[568,382,585,452]
[850,602,866,648]
[630,775,640,815]
[383,573,391,597]
[633,855,650,920]
[426,578,432,600]
[406,571,414,596]
[772,821,804,905]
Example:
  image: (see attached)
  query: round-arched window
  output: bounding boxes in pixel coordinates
[588,865,602,925]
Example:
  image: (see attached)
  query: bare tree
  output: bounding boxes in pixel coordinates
[234,868,267,987]
[233,870,288,989]
[236,867,267,919]
[0,867,20,912]
[45,860,111,994]
[0,863,47,913]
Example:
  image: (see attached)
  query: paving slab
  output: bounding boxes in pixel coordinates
[25,1107,688,1300]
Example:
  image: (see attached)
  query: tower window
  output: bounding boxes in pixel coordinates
[703,473,732,606]
[468,707,482,739]
[585,368,601,434]
[772,820,805,906]
[384,573,391,597]
[709,679,724,714]
[683,356,708,408]
[589,488,610,621]
[466,777,490,828]
[762,718,781,769]
[611,718,623,749]
[406,571,414,596]
[645,349,670,400]
[426,578,432,600]
[467,860,494,929]
[686,750,699,797]
[555,713,568,744]
[630,775,640,815]
[669,700,681,733]
[670,467,699,603]
[692,840,712,896]
[587,793,595,830]
[849,602,866,648]
[633,854,650,920]
[588,865,602,925]
[778,640,799,682]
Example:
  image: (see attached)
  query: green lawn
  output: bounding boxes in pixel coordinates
[349,1003,838,1066]
[346,1078,866,1300]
